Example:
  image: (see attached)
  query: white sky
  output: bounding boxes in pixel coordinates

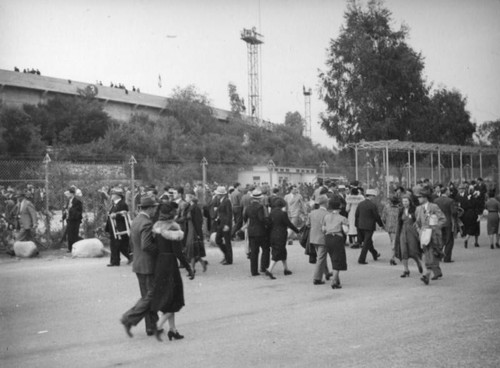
[1,0,499,149]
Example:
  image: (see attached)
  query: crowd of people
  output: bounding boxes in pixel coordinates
[14,67,41,75]
[1,176,497,342]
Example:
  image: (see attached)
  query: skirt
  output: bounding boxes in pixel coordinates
[150,253,185,313]
[270,239,287,261]
[486,212,499,235]
[325,234,347,271]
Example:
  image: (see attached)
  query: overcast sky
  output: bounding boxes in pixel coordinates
[1,0,499,149]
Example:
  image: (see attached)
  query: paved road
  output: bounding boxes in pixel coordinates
[1,224,499,368]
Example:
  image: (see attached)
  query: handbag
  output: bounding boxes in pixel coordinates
[420,228,432,246]
[299,225,310,249]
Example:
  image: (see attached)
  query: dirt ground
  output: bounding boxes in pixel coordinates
[1,223,499,368]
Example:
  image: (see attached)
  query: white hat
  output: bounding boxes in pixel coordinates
[251,189,263,198]
[215,186,227,195]
[338,185,346,190]
[365,189,378,197]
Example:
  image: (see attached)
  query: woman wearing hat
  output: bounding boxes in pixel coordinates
[456,184,483,248]
[265,197,299,279]
[414,187,446,285]
[151,202,194,341]
[321,198,349,288]
[394,195,423,278]
[345,187,364,248]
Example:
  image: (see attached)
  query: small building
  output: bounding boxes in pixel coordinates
[238,166,317,187]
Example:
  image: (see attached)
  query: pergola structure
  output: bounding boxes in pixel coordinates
[346,140,499,197]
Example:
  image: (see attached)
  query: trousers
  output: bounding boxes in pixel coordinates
[357,229,378,262]
[248,236,269,275]
[216,227,233,264]
[121,273,159,333]
[441,225,454,262]
[110,235,130,265]
[66,220,81,251]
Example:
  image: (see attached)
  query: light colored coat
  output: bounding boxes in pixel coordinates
[308,207,328,245]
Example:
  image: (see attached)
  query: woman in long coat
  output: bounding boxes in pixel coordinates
[184,193,208,272]
[265,197,299,279]
[151,203,194,341]
[458,185,483,248]
[484,189,500,249]
[394,195,423,278]
[345,187,364,248]
[382,195,401,266]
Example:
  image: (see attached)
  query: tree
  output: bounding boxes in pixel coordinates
[0,107,45,155]
[423,88,476,145]
[284,111,304,134]
[227,83,245,116]
[476,119,500,147]
[318,0,429,146]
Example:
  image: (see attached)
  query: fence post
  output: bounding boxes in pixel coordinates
[43,153,51,240]
[129,155,137,217]
[268,159,276,187]
[320,160,328,183]
[201,157,208,204]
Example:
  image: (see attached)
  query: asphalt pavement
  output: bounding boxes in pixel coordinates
[1,222,499,368]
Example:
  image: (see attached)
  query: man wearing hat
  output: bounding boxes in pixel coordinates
[213,186,233,265]
[63,188,83,253]
[15,190,38,242]
[105,187,131,266]
[120,196,160,337]
[243,188,269,276]
[355,189,384,264]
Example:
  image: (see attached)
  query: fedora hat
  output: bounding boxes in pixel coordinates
[139,196,158,208]
[215,186,227,195]
[251,189,263,198]
[365,189,378,197]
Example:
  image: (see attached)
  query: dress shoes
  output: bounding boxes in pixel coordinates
[358,261,368,265]
[373,252,381,261]
[443,260,454,263]
[313,280,325,285]
[350,244,360,249]
[390,259,397,266]
[265,270,276,280]
[325,272,333,280]
[147,328,164,336]
[251,272,261,276]
[431,274,443,280]
[107,264,119,267]
[420,275,429,285]
[400,271,410,278]
[120,319,133,338]
[331,282,342,289]
[496,243,500,249]
[284,269,293,276]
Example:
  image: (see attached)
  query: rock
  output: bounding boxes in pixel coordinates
[72,238,105,258]
[13,241,39,258]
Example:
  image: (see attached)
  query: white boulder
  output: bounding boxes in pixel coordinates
[13,241,39,258]
[72,238,105,258]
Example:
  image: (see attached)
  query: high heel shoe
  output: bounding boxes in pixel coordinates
[400,271,410,278]
[474,243,479,248]
[167,330,184,341]
[390,259,397,266]
[265,270,276,280]
[201,260,208,272]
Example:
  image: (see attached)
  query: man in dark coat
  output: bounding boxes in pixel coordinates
[63,188,83,253]
[120,196,160,338]
[355,189,384,264]
[243,189,269,276]
[213,186,233,264]
[105,187,131,266]
[434,187,457,262]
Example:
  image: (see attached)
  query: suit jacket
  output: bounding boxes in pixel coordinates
[105,198,129,236]
[214,195,233,229]
[18,199,37,230]
[355,199,383,231]
[308,207,328,245]
[415,202,446,230]
[434,196,456,228]
[130,213,156,274]
[243,200,267,237]
[67,197,83,222]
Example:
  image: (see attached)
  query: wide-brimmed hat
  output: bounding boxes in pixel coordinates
[111,187,124,197]
[251,189,263,198]
[215,186,227,195]
[365,189,377,197]
[338,184,346,190]
[139,196,158,208]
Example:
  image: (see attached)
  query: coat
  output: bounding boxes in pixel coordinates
[67,197,83,223]
[355,199,383,231]
[18,199,37,230]
[214,195,233,230]
[268,207,299,246]
[105,198,129,236]
[434,195,456,228]
[243,200,268,238]
[308,207,328,245]
[130,213,157,275]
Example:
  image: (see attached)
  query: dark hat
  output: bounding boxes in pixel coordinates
[389,195,400,205]
[416,187,432,199]
[158,202,178,220]
[69,187,76,194]
[139,196,158,208]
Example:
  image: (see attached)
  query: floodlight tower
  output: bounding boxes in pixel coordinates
[241,27,264,124]
[303,86,312,138]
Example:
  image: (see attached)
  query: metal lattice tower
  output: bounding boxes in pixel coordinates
[241,27,264,124]
[303,86,312,138]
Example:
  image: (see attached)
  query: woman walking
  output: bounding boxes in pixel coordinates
[382,195,400,265]
[321,199,349,289]
[185,193,208,272]
[394,195,423,277]
[265,197,299,279]
[457,185,482,248]
[345,187,364,248]
[484,189,500,249]
[151,203,194,341]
